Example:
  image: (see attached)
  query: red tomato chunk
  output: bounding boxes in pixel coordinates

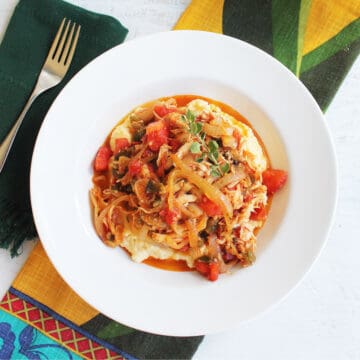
[208,262,220,281]
[195,260,209,275]
[154,104,176,117]
[128,159,143,175]
[250,204,268,221]
[194,259,219,281]
[114,138,130,153]
[199,196,223,217]
[146,120,169,151]
[262,169,288,195]
[94,146,112,171]
[160,207,179,225]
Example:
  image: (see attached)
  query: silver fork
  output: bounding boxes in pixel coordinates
[0,18,81,173]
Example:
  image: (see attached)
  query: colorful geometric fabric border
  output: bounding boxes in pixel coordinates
[0,288,130,359]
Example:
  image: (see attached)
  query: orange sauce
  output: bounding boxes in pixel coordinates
[120,247,192,272]
[143,257,191,272]
[92,94,272,272]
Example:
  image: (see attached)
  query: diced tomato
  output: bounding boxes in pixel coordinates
[154,104,176,118]
[199,196,223,217]
[208,262,219,281]
[114,138,130,153]
[194,260,209,275]
[262,169,288,195]
[160,207,179,225]
[94,146,112,171]
[146,120,169,151]
[128,159,143,175]
[194,259,219,281]
[250,204,268,221]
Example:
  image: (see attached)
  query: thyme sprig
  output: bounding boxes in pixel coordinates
[181,110,230,177]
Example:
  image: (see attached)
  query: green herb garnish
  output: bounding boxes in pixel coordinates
[220,163,230,174]
[190,142,201,154]
[182,110,230,177]
[210,166,221,177]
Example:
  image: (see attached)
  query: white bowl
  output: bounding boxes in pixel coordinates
[30,30,337,336]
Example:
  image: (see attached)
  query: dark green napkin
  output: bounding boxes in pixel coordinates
[0,0,130,255]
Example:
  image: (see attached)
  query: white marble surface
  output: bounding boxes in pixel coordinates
[1,1,360,359]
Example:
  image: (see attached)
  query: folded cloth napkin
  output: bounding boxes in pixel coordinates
[1,0,359,359]
[0,0,130,256]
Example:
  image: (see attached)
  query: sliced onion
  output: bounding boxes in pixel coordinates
[139,201,164,214]
[175,142,191,159]
[94,203,109,242]
[94,196,130,247]
[111,195,138,214]
[195,213,208,232]
[171,222,186,236]
[167,169,181,211]
[187,203,203,218]
[133,179,151,206]
[214,168,246,189]
[132,104,155,123]
[171,154,233,222]
[186,219,200,248]
[202,123,232,137]
[175,200,195,218]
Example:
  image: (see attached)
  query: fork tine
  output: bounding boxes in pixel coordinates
[0,18,81,172]
[60,22,76,64]
[65,24,81,66]
[46,18,66,61]
[53,19,71,62]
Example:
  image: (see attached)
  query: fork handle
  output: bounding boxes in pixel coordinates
[0,88,39,173]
